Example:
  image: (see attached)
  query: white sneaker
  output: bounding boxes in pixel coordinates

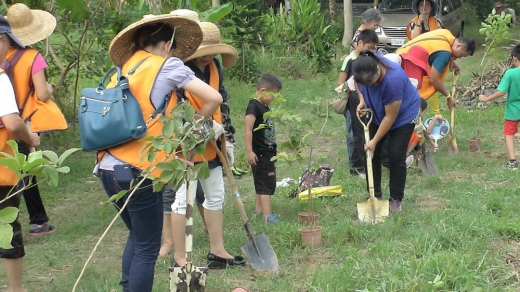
[405,155,414,168]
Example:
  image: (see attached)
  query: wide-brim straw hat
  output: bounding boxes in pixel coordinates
[183,22,238,68]
[109,14,202,67]
[412,0,438,16]
[6,3,56,46]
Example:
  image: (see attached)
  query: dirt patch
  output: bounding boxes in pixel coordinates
[495,239,520,284]
[416,196,447,211]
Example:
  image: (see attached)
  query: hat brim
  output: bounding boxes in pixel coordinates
[412,0,438,16]
[8,9,56,46]
[109,14,202,67]
[183,44,238,68]
[6,32,25,48]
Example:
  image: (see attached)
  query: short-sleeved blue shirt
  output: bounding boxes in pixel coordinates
[358,58,421,129]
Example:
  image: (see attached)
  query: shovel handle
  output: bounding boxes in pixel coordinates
[209,140,250,225]
[356,109,376,200]
[25,120,36,153]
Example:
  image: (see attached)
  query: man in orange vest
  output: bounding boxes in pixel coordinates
[0,15,40,292]
[397,29,475,114]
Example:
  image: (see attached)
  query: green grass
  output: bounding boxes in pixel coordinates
[3,16,520,292]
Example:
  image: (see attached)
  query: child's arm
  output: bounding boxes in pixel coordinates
[424,115,442,135]
[244,113,258,166]
[479,90,506,102]
[337,71,348,86]
[407,141,418,156]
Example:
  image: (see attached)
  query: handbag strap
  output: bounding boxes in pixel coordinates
[99,56,152,90]
[148,93,171,123]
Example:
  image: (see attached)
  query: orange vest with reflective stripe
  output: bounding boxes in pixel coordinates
[406,16,441,40]
[397,29,455,99]
[0,68,21,186]
[98,50,173,178]
[7,47,67,133]
[183,60,221,163]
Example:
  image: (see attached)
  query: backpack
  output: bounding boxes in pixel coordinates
[0,48,26,85]
[0,48,33,115]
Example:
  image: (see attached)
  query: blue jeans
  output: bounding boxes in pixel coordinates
[366,122,415,201]
[344,111,354,167]
[100,169,163,292]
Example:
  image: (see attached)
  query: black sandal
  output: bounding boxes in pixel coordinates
[207,252,246,269]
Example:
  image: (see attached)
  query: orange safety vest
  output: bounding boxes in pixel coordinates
[183,60,222,163]
[406,16,441,40]
[7,47,68,133]
[0,68,21,186]
[397,29,455,99]
[97,50,173,179]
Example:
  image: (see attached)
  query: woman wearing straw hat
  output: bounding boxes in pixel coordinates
[167,10,245,269]
[5,3,68,238]
[97,14,221,292]
[0,14,40,292]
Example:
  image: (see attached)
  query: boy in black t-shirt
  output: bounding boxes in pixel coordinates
[244,73,282,223]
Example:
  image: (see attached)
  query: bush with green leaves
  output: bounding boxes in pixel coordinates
[263,0,339,73]
[0,142,79,248]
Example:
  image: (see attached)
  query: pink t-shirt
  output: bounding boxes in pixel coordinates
[31,53,47,74]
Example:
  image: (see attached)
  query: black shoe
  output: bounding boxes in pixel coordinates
[207,252,246,269]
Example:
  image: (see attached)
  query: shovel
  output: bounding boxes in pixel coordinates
[416,117,439,176]
[169,180,208,292]
[416,138,439,176]
[446,73,459,154]
[210,140,279,272]
[356,109,389,224]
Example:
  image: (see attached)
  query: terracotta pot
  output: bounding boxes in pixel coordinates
[298,212,320,225]
[299,225,322,246]
[232,287,251,292]
[468,137,481,152]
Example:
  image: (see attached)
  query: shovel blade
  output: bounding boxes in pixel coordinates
[447,137,459,154]
[357,199,389,224]
[240,232,279,272]
[417,151,439,176]
[169,266,208,292]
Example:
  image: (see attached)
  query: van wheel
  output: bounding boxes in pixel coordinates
[457,24,464,37]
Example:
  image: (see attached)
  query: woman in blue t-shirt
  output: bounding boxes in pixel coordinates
[353,50,421,212]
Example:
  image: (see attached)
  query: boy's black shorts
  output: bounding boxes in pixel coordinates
[0,186,25,259]
[251,154,276,195]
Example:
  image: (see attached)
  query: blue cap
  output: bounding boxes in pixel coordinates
[0,15,25,48]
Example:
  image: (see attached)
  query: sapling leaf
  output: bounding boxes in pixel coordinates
[0,157,20,173]
[0,207,18,224]
[57,148,80,166]
[41,150,59,163]
[21,158,49,173]
[0,224,13,249]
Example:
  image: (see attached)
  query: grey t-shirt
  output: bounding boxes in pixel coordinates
[98,57,195,171]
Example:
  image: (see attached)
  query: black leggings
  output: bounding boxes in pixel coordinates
[0,186,25,259]
[365,122,415,201]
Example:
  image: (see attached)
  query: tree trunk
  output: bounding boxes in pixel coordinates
[342,0,353,48]
[212,0,220,6]
[329,0,337,23]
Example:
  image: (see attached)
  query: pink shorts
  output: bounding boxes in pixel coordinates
[504,120,520,135]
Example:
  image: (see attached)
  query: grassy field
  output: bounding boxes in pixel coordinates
[2,11,520,292]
